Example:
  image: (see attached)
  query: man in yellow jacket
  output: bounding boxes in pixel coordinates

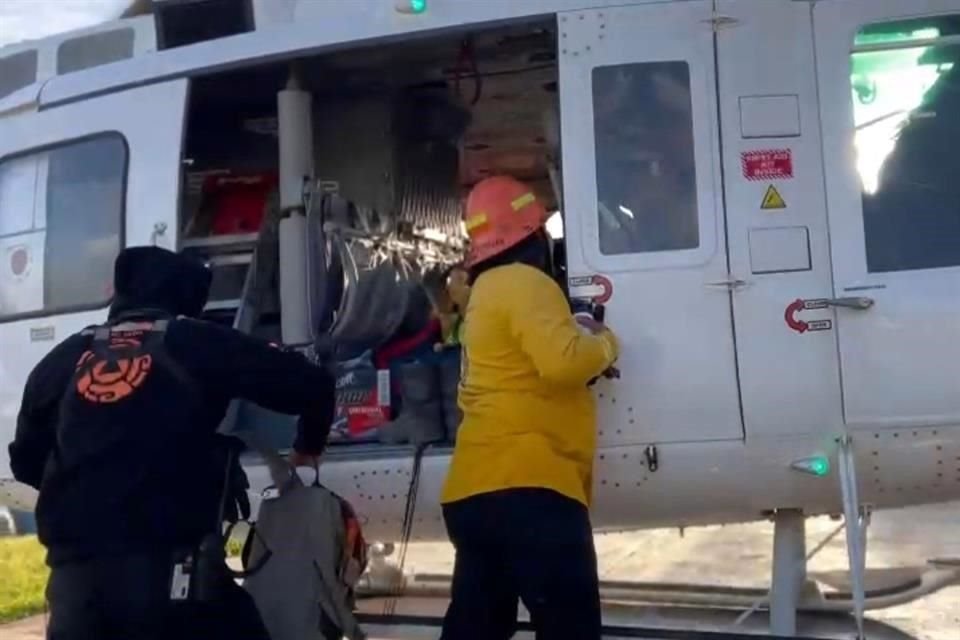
[440,176,619,640]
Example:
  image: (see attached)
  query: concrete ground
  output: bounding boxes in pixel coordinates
[366,501,960,639]
[0,616,44,640]
[4,502,958,639]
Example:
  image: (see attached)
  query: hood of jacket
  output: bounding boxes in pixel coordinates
[108,246,212,319]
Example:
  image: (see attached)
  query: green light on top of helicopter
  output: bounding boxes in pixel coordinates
[395,0,426,13]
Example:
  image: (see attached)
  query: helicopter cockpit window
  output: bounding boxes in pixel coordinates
[852,16,960,272]
[592,62,699,256]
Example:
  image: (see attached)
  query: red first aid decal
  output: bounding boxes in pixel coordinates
[742,150,793,181]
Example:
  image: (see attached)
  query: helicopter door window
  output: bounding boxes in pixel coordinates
[0,49,37,102]
[593,62,700,256]
[0,154,37,237]
[0,154,41,318]
[852,17,960,272]
[0,134,126,321]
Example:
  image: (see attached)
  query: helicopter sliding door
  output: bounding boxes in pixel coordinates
[817,1,960,431]
[558,0,744,445]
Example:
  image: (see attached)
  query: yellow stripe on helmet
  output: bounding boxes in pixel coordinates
[511,192,536,211]
[464,212,489,234]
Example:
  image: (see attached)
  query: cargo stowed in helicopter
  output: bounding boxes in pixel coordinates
[2,0,960,634]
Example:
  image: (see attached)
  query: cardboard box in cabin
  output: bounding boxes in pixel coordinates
[333,363,391,439]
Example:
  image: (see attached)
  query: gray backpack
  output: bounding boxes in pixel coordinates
[242,451,367,640]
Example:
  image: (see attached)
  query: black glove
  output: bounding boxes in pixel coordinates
[294,412,330,457]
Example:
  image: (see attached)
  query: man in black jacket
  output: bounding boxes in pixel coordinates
[8,246,335,640]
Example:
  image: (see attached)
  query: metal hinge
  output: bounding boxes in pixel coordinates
[707,15,740,31]
[645,446,659,473]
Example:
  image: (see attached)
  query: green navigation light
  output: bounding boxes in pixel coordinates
[791,455,831,477]
[809,456,830,477]
[395,0,427,14]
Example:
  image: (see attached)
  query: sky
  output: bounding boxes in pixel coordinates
[0,0,127,48]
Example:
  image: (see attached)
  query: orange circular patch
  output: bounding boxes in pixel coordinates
[75,338,153,404]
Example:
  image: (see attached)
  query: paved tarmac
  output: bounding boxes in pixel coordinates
[3,502,958,639]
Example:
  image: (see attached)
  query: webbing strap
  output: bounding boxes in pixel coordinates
[382,443,427,616]
[224,519,273,579]
[83,317,171,340]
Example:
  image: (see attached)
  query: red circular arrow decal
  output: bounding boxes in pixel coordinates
[785,299,808,334]
[593,275,613,304]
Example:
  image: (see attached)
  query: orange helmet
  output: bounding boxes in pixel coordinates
[463,176,547,267]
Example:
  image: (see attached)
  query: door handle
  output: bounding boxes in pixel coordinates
[704,278,748,291]
[827,297,874,310]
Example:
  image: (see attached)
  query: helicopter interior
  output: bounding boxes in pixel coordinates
[177,18,564,450]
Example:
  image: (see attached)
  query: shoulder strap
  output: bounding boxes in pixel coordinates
[140,317,204,404]
[225,520,273,579]
[79,317,206,415]
[80,316,172,341]
[55,317,184,465]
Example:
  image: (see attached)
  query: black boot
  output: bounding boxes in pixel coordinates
[378,362,445,445]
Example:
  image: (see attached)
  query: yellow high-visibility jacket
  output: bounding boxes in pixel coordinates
[441,263,619,507]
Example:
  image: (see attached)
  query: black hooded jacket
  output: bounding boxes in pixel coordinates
[9,247,335,564]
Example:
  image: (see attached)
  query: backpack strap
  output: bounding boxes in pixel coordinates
[136,317,205,405]
[225,520,273,579]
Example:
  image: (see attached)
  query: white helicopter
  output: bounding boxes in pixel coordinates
[2,0,960,636]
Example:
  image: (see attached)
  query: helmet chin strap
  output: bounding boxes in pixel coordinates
[536,229,556,279]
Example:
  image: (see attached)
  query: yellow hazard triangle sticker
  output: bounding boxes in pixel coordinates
[761,185,787,210]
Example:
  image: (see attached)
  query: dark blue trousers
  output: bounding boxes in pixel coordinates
[45,552,268,640]
[440,488,602,640]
